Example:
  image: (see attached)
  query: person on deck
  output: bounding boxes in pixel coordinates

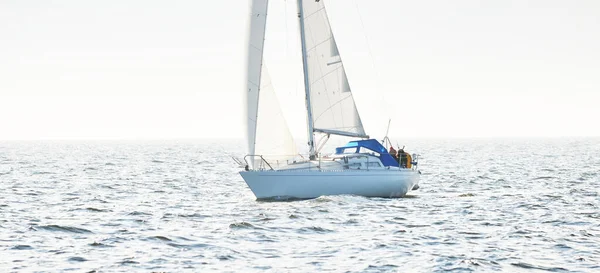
[398,147,408,168]
[389,146,398,163]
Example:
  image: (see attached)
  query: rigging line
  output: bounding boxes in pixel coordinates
[353,0,391,122]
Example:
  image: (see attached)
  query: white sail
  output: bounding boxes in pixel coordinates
[245,0,297,169]
[300,0,367,138]
[244,0,269,167]
[255,67,298,165]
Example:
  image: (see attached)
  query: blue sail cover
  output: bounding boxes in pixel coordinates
[335,139,398,167]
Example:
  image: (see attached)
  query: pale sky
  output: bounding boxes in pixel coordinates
[1,0,599,140]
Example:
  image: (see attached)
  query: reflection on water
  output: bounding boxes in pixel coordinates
[1,138,599,272]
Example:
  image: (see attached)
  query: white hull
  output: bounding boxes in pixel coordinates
[240,169,420,199]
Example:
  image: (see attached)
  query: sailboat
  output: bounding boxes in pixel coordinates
[238,0,420,199]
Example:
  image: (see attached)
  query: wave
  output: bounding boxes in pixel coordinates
[11,245,33,250]
[68,257,87,262]
[229,222,259,229]
[36,225,93,234]
[511,262,568,272]
[299,226,334,233]
[148,235,172,241]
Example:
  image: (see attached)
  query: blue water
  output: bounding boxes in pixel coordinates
[1,138,599,272]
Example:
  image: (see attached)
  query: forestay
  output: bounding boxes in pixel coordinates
[300,0,367,138]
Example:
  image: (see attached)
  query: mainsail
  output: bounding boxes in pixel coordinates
[300,0,367,138]
[245,0,297,168]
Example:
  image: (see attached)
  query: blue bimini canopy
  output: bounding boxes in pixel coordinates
[335,139,398,167]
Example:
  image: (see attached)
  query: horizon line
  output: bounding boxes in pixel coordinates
[1,135,599,142]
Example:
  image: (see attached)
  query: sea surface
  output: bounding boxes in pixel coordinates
[1,138,599,272]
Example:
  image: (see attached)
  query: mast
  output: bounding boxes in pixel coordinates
[297,0,316,159]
